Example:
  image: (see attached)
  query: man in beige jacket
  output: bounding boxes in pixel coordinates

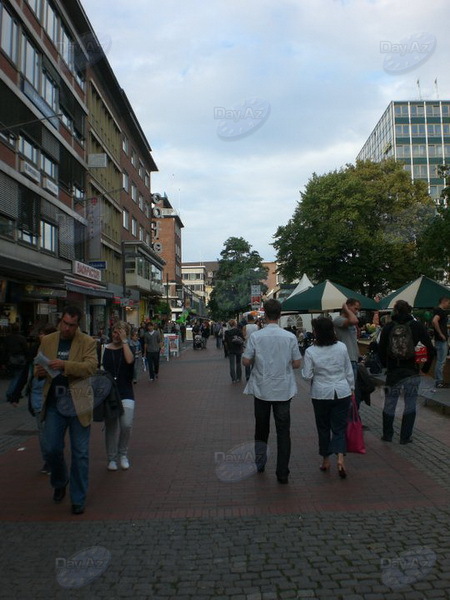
[35,305,97,515]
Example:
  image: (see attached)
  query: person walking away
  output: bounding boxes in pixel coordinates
[243,314,259,381]
[213,321,223,349]
[129,329,142,384]
[333,299,361,381]
[5,324,30,406]
[102,321,135,471]
[201,321,210,348]
[242,300,301,484]
[302,317,354,478]
[35,305,98,515]
[27,325,57,474]
[224,320,244,383]
[377,300,434,444]
[144,322,162,381]
[431,296,449,388]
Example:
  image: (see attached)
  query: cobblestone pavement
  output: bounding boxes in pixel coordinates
[0,344,449,600]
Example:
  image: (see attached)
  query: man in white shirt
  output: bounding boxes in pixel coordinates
[242,299,301,484]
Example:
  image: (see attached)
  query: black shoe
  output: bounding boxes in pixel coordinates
[256,465,265,473]
[53,486,66,503]
[40,463,51,474]
[400,438,413,445]
[381,435,392,442]
[71,504,85,515]
[277,476,289,484]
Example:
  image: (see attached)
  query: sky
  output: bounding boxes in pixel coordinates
[80,0,450,263]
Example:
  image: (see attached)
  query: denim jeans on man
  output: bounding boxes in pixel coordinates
[43,401,90,506]
[383,374,420,442]
[228,353,242,382]
[254,398,291,479]
[434,339,448,385]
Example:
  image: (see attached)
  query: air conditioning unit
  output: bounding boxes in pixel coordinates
[20,160,41,183]
[43,177,58,196]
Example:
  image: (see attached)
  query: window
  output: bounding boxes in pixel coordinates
[138,194,144,211]
[131,183,137,202]
[41,70,58,110]
[413,164,428,178]
[26,0,42,18]
[131,149,136,167]
[41,153,57,179]
[139,162,145,179]
[396,145,410,158]
[19,135,39,164]
[411,124,425,137]
[427,124,442,137]
[122,209,129,229]
[122,171,129,192]
[122,136,129,154]
[131,217,137,236]
[395,124,410,137]
[139,226,144,241]
[0,213,14,237]
[43,0,58,44]
[428,145,443,157]
[410,104,424,117]
[394,105,409,116]
[426,104,441,117]
[411,144,426,157]
[40,220,57,252]
[0,4,18,63]
[60,107,73,132]
[59,23,74,69]
[19,230,37,245]
[21,34,40,88]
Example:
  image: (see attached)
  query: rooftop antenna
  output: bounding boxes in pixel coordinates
[434,78,439,99]
[416,79,422,100]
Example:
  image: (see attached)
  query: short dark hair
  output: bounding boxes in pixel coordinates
[263,299,281,320]
[346,298,361,307]
[393,300,412,315]
[312,316,337,346]
[61,305,82,322]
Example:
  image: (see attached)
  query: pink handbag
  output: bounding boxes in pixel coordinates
[345,394,366,454]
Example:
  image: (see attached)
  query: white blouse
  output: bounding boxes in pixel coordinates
[302,341,354,400]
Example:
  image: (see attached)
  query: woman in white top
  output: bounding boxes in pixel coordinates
[302,317,354,478]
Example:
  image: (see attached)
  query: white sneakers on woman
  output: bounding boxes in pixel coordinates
[107,457,130,471]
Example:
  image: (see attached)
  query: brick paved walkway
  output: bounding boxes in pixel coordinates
[0,344,449,599]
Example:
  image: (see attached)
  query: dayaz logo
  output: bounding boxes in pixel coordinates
[380,40,432,56]
[214,107,265,121]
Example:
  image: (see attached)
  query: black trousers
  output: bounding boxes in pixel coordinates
[254,397,291,478]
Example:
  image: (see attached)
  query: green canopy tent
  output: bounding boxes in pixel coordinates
[281,280,378,313]
[378,275,450,310]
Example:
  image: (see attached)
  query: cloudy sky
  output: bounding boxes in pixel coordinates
[80,0,450,263]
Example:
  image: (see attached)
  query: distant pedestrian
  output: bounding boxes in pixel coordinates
[242,300,301,484]
[302,317,354,478]
[144,322,162,381]
[224,320,244,383]
[242,314,259,381]
[431,296,449,388]
[333,299,361,380]
[378,300,434,444]
[5,324,29,406]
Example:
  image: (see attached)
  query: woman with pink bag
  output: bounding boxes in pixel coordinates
[302,317,355,478]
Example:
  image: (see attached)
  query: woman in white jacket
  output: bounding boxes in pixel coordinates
[302,317,354,478]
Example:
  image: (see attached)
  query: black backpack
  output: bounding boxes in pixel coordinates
[388,322,415,361]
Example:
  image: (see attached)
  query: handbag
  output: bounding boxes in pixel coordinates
[345,393,366,454]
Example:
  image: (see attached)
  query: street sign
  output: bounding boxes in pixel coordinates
[88,261,107,270]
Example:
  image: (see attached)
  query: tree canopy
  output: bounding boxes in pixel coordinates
[208,237,268,320]
[273,159,436,297]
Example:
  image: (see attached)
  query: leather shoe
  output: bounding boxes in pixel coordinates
[400,438,413,445]
[53,486,66,503]
[277,476,289,484]
[71,504,85,515]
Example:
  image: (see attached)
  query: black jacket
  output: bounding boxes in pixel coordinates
[378,314,435,385]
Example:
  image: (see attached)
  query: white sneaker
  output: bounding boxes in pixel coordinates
[120,456,130,470]
[107,460,118,471]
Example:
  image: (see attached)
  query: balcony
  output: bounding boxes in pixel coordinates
[125,272,164,296]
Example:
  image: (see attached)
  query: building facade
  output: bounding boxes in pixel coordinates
[357,100,450,202]
[0,0,163,338]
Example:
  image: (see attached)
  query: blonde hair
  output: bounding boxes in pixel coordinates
[112,320,131,336]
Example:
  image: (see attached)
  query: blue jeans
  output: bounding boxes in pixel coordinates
[254,398,291,479]
[6,366,26,403]
[434,340,448,385]
[312,396,351,456]
[43,402,91,506]
[383,375,420,441]
[228,353,242,382]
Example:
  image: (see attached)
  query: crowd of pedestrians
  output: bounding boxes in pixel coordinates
[0,292,448,511]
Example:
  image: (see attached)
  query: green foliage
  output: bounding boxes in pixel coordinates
[208,237,268,320]
[417,204,450,280]
[273,159,435,296]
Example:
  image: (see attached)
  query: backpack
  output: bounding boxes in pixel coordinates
[231,334,244,349]
[388,322,415,361]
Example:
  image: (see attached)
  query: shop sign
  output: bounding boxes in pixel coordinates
[25,286,67,298]
[73,261,102,282]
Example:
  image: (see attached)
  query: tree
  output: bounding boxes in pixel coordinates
[273,159,435,297]
[208,237,268,320]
